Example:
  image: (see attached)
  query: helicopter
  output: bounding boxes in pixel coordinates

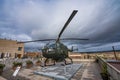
[18,10,88,66]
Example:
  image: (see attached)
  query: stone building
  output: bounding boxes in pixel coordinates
[26,52,42,58]
[69,52,96,59]
[0,38,24,58]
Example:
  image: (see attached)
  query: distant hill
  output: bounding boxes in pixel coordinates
[77,49,120,53]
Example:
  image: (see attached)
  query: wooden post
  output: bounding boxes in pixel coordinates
[112,46,117,60]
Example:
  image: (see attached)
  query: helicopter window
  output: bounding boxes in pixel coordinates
[48,48,54,51]
[48,44,56,48]
[57,43,61,47]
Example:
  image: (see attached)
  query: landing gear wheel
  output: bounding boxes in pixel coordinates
[64,57,73,65]
[44,58,56,66]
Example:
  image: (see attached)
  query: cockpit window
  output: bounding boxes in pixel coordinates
[48,48,54,51]
[48,43,56,48]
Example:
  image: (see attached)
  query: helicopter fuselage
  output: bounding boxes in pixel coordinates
[42,42,69,61]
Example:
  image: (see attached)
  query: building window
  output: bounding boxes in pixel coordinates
[18,47,22,51]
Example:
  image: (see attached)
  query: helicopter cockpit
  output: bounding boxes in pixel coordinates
[42,42,68,54]
[46,43,56,53]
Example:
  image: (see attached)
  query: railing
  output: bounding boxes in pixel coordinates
[96,56,120,80]
[107,61,120,80]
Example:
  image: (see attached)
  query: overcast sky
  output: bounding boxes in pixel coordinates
[0,0,120,52]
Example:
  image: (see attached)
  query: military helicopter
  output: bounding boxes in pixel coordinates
[18,10,88,66]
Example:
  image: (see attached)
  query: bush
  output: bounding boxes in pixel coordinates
[100,63,110,80]
[35,60,41,66]
[0,64,5,69]
[13,62,22,67]
[100,73,109,80]
[26,60,33,68]
[95,58,98,63]
[26,60,33,64]
[0,64,5,75]
[36,60,41,63]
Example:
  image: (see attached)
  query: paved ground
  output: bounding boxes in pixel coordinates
[81,62,102,80]
[1,66,53,80]
[34,63,82,80]
[0,59,102,80]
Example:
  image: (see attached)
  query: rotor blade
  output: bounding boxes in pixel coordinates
[61,38,89,40]
[57,10,78,42]
[17,38,88,44]
[17,39,56,43]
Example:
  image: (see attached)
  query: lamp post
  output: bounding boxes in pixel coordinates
[112,46,117,60]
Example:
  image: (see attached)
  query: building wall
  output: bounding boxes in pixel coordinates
[26,52,42,58]
[0,39,24,58]
[69,52,96,59]
[69,51,120,60]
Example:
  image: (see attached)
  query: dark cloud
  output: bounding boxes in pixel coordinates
[0,0,120,51]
